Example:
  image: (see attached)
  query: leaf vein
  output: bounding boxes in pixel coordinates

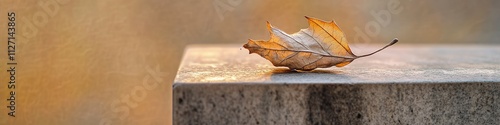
[302,56,324,69]
[309,20,355,56]
[274,28,309,50]
[279,52,299,65]
[245,47,355,59]
[301,30,332,56]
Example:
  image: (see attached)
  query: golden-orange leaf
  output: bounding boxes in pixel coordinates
[243,16,398,71]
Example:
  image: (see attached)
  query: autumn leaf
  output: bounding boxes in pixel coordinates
[243,16,398,71]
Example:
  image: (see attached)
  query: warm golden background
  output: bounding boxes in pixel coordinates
[0,0,499,125]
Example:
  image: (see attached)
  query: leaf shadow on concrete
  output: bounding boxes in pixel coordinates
[268,68,355,83]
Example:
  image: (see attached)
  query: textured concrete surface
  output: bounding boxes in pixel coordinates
[174,44,500,124]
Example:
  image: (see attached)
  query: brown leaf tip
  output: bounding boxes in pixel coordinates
[266,21,273,32]
[243,39,256,54]
[266,21,272,27]
[243,39,251,48]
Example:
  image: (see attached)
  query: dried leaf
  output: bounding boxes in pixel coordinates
[243,16,398,71]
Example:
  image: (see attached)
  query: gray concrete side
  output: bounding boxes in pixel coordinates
[174,83,500,125]
[173,44,500,124]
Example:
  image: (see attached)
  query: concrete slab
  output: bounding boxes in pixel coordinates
[174,44,500,124]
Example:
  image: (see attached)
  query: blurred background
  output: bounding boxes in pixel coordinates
[0,0,499,125]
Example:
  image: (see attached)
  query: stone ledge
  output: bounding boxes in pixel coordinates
[173,44,500,124]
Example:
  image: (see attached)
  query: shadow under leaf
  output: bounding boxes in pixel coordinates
[267,68,353,83]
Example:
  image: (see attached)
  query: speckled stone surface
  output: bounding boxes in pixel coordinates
[174,44,500,125]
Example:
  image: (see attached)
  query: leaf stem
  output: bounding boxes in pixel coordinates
[357,38,399,58]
